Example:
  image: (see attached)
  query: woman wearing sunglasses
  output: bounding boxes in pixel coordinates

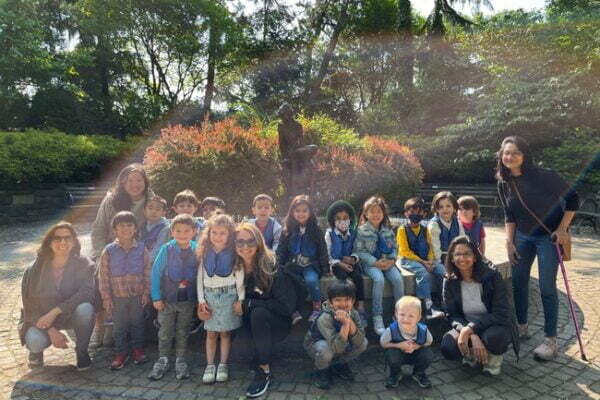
[18,221,96,370]
[235,223,307,398]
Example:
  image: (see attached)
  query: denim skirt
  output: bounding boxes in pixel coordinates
[203,284,242,332]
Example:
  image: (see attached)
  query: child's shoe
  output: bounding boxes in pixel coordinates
[313,368,331,390]
[373,315,385,336]
[28,352,44,369]
[330,362,355,381]
[175,357,190,380]
[148,357,169,380]
[89,326,104,349]
[412,372,432,389]
[533,337,558,361]
[110,352,129,370]
[202,364,217,384]
[246,367,272,398]
[482,354,503,376]
[216,363,229,382]
[291,311,303,325]
[385,372,400,389]
[308,310,320,323]
[132,348,147,365]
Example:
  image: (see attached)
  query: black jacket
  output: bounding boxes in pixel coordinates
[443,263,519,357]
[18,254,95,345]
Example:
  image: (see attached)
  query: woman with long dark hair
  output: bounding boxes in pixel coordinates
[19,222,95,370]
[496,136,578,361]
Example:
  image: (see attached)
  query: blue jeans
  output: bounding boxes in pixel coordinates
[113,296,145,354]
[363,265,404,316]
[303,265,322,302]
[513,231,559,337]
[25,302,95,356]
[401,259,445,300]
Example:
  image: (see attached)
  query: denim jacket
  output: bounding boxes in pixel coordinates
[354,221,398,269]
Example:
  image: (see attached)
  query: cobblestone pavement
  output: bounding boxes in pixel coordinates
[1,220,598,400]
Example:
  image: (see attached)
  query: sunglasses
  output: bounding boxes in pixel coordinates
[52,235,73,243]
[235,238,257,248]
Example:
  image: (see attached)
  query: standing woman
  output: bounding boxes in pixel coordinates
[90,163,153,346]
[496,136,578,361]
[19,222,95,370]
[233,223,304,398]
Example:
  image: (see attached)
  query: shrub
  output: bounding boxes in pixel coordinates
[144,116,423,215]
[0,130,139,188]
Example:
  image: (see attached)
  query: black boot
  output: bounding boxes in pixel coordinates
[313,368,332,390]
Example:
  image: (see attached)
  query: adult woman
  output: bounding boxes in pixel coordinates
[440,236,515,376]
[233,223,305,398]
[18,222,95,370]
[90,163,153,346]
[496,136,578,360]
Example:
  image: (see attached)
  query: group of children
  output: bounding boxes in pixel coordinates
[97,188,487,392]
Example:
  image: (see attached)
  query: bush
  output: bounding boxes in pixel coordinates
[0,130,139,188]
[144,116,423,214]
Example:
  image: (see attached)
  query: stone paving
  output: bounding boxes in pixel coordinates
[0,218,599,400]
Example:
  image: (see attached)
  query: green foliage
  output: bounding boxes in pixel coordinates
[0,130,139,187]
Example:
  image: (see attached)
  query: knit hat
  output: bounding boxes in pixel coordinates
[326,200,357,230]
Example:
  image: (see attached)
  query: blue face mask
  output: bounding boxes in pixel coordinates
[408,213,423,224]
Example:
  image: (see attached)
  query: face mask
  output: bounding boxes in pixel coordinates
[408,214,423,224]
[335,219,351,232]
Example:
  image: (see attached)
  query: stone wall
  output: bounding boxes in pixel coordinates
[0,187,69,225]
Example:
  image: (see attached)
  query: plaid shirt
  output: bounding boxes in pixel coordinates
[99,239,151,305]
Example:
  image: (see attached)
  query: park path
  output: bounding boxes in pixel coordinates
[0,219,599,400]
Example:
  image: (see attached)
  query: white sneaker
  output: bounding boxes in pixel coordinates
[534,337,558,361]
[373,315,385,336]
[483,354,503,376]
[216,363,229,382]
[518,323,530,341]
[203,364,217,384]
[89,327,104,349]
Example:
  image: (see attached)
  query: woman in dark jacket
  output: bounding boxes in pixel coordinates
[232,223,306,398]
[19,221,95,370]
[496,136,578,361]
[440,236,516,376]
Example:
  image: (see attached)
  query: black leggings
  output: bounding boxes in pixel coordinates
[243,307,291,366]
[332,264,365,302]
[440,325,512,359]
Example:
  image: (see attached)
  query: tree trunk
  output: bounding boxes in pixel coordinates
[397,0,413,96]
[202,21,219,123]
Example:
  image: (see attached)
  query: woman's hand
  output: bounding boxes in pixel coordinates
[506,240,520,266]
[470,334,488,364]
[552,228,569,247]
[233,301,243,316]
[197,302,212,320]
[48,327,68,349]
[457,326,473,356]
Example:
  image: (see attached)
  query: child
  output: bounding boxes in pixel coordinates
[140,196,169,257]
[276,195,329,323]
[458,196,486,256]
[427,191,465,265]
[381,296,433,389]
[304,280,367,390]
[324,200,367,327]
[196,214,244,384]
[354,196,404,335]
[396,197,445,318]
[148,214,199,381]
[99,211,151,370]
[201,196,226,220]
[249,194,282,252]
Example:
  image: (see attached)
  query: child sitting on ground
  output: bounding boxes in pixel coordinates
[248,194,282,252]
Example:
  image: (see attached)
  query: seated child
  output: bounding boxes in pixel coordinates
[148,214,198,381]
[99,211,151,370]
[201,196,226,220]
[324,200,367,327]
[248,194,282,252]
[140,196,169,257]
[427,191,465,265]
[397,197,445,318]
[381,296,433,389]
[304,280,368,390]
[458,196,486,257]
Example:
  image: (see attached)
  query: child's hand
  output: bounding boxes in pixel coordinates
[197,302,212,320]
[153,300,165,312]
[233,301,243,316]
[48,327,69,349]
[374,260,386,270]
[398,340,414,353]
[380,259,395,270]
[334,310,351,325]
[342,256,356,266]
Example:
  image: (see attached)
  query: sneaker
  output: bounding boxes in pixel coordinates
[482,354,503,376]
[385,373,400,389]
[175,357,190,380]
[76,352,92,371]
[110,353,129,370]
[202,364,217,384]
[313,368,331,390]
[132,348,147,365]
[291,311,303,325]
[373,315,385,336]
[518,323,530,341]
[216,363,229,382]
[308,310,320,323]
[28,352,44,369]
[358,309,368,328]
[330,363,355,381]
[89,327,104,349]
[246,368,272,398]
[533,337,558,361]
[412,373,432,389]
[148,357,169,380]
[426,306,445,320]
[461,354,477,368]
